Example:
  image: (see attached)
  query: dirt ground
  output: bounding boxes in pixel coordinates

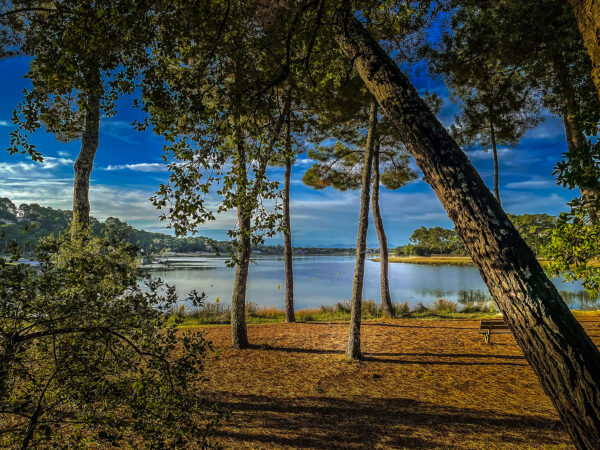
[199,314,600,449]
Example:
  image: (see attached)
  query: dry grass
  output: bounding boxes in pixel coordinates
[381,256,552,267]
[384,256,475,265]
[196,312,600,449]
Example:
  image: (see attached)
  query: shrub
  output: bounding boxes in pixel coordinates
[246,302,259,316]
[0,230,220,448]
[362,299,381,317]
[394,301,411,317]
[336,301,351,313]
[411,302,429,314]
[461,301,498,314]
[319,304,336,314]
[429,299,458,315]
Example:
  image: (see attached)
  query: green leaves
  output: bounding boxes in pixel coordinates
[0,229,221,448]
[543,198,600,295]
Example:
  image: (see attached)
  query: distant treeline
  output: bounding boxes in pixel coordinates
[0,198,361,256]
[396,214,556,256]
[0,198,233,255]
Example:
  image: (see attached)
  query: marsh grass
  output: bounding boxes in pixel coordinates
[173,297,501,326]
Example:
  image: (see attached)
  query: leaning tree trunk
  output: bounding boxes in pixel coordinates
[336,14,600,448]
[347,96,377,360]
[231,130,250,349]
[489,121,501,205]
[283,96,295,323]
[568,0,600,102]
[371,143,394,317]
[72,74,101,236]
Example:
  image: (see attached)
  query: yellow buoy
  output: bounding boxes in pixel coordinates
[277,284,281,290]
[216,296,220,304]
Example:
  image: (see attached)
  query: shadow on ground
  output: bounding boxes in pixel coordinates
[213,393,564,449]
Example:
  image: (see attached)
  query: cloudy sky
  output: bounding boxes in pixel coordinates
[0,55,576,247]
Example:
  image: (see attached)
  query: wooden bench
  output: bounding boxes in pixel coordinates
[478,318,511,343]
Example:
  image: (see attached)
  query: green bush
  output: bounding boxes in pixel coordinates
[0,229,220,448]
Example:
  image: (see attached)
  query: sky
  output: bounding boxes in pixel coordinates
[0,55,577,247]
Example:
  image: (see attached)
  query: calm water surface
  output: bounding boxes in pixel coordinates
[147,255,598,310]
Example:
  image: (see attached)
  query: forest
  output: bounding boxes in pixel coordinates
[1,0,600,448]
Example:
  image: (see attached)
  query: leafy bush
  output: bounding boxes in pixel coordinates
[543,198,600,295]
[0,230,220,448]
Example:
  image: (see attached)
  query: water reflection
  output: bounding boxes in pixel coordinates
[145,255,599,310]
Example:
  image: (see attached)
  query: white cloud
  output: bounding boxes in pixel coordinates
[103,163,167,172]
[467,147,512,161]
[522,116,565,141]
[294,158,315,167]
[0,120,10,127]
[0,157,73,177]
[505,179,555,189]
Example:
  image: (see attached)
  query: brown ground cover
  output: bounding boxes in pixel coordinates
[200,313,600,449]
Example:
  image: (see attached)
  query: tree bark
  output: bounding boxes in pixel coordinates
[72,73,101,236]
[347,96,377,360]
[568,0,600,102]
[231,125,250,349]
[336,15,600,448]
[283,97,295,323]
[489,121,501,205]
[371,143,394,317]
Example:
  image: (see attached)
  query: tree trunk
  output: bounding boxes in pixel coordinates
[283,98,295,323]
[72,74,101,236]
[371,143,394,317]
[568,0,600,102]
[489,121,501,205]
[347,96,377,360]
[555,56,599,225]
[231,126,250,349]
[336,15,600,448]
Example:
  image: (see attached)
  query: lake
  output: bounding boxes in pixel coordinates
[146,255,598,311]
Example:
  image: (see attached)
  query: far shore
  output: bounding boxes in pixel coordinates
[372,255,558,267]
[376,255,475,265]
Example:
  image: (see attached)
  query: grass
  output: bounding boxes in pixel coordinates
[379,255,476,265]
[172,299,500,326]
[374,255,554,267]
[195,313,600,448]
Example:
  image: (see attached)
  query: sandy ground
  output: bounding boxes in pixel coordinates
[198,314,600,449]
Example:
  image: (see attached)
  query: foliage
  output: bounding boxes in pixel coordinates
[507,213,557,255]
[554,138,600,198]
[0,198,227,255]
[4,0,153,161]
[0,230,220,448]
[543,198,600,295]
[398,215,556,256]
[398,226,465,256]
[142,2,289,265]
[430,6,543,154]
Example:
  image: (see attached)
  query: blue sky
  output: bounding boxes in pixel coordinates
[0,55,577,247]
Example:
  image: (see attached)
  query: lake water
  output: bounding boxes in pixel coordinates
[147,255,598,310]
